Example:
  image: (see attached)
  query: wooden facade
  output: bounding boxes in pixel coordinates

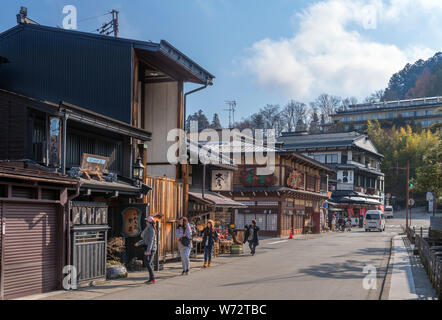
[145,175,184,260]
[224,152,332,237]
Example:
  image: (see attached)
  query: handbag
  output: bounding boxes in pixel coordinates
[180,228,191,247]
[181,235,190,247]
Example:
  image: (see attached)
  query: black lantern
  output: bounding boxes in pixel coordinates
[132,157,145,181]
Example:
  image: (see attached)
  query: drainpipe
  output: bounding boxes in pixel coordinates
[59,104,69,175]
[183,84,208,130]
[182,84,209,218]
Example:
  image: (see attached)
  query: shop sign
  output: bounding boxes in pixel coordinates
[337,183,354,191]
[347,208,354,216]
[80,153,109,180]
[49,116,62,167]
[121,207,142,237]
[240,168,277,187]
[211,170,232,191]
[286,170,304,189]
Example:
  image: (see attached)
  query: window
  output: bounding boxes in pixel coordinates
[371,114,382,120]
[314,154,326,163]
[421,120,432,127]
[326,154,338,164]
[401,112,415,118]
[341,117,352,122]
[386,113,395,119]
[423,110,433,116]
[356,115,366,121]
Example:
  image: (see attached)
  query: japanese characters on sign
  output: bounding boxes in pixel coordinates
[80,153,109,180]
[121,207,142,237]
[211,170,233,191]
[240,168,277,187]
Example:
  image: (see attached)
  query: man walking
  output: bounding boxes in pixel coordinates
[244,219,260,256]
[135,216,157,284]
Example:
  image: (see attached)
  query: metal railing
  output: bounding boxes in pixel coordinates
[407,227,442,299]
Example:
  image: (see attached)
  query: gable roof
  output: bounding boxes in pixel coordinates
[0,23,215,85]
[278,131,383,158]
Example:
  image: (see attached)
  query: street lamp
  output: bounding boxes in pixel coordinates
[132,157,145,182]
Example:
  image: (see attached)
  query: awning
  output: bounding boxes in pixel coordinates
[332,196,382,205]
[189,190,246,208]
[78,177,142,196]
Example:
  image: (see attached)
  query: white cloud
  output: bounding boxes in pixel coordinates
[241,0,442,101]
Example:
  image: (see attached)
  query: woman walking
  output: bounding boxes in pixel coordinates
[244,219,260,256]
[176,217,193,275]
[202,220,218,268]
[135,216,157,284]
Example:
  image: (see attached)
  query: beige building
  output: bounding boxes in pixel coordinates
[329,96,442,131]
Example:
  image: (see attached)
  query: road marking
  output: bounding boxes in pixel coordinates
[267,240,288,245]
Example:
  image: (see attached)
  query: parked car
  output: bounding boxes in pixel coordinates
[364,210,385,232]
[384,205,394,219]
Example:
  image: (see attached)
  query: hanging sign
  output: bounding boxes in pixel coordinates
[121,207,142,237]
[211,170,233,191]
[286,170,305,189]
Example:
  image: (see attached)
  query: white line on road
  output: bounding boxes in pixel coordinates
[267,240,288,245]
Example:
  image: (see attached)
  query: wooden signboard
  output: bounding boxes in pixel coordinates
[80,153,109,181]
[211,170,233,191]
[121,207,142,237]
[240,168,277,187]
[286,170,304,189]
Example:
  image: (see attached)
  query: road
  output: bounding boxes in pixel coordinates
[96,225,401,300]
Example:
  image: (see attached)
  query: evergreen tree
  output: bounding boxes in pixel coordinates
[211,113,222,129]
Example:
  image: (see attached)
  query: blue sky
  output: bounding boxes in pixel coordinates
[1,0,442,126]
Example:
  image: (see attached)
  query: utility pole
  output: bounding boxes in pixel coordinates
[405,161,409,230]
[224,100,237,129]
[97,9,119,37]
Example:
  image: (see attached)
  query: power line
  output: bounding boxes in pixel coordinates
[78,12,110,23]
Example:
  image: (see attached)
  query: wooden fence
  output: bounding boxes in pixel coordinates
[145,176,184,261]
[407,227,442,299]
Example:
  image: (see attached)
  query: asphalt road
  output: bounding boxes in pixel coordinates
[97,226,400,300]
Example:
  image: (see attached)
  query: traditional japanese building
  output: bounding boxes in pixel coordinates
[0,19,214,296]
[278,131,385,223]
[197,134,334,236]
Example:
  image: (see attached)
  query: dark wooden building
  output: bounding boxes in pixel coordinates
[0,162,78,300]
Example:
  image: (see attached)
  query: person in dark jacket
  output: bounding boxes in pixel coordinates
[244,219,260,255]
[135,216,157,284]
[202,219,218,268]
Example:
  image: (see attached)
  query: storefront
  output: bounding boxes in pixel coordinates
[0,162,78,300]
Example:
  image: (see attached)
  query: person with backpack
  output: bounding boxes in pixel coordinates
[202,219,218,268]
[243,219,260,255]
[135,216,157,284]
[176,216,193,275]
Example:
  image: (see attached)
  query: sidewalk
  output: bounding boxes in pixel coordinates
[388,235,437,300]
[17,232,330,300]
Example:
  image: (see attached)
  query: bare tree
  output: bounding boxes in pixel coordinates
[311,94,341,124]
[260,104,281,130]
[282,100,297,132]
[364,90,385,103]
[341,96,358,109]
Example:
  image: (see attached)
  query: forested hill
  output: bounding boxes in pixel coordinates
[383,52,442,101]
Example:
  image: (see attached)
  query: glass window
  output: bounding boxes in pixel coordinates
[356,115,366,121]
[423,110,433,116]
[326,154,338,164]
[386,113,395,119]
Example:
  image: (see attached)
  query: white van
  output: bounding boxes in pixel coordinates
[384,205,394,219]
[364,210,385,232]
